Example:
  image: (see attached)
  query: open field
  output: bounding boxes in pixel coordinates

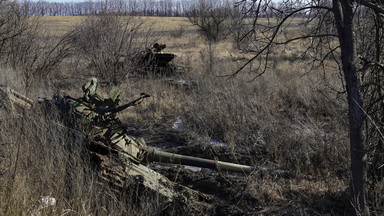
[0,15,372,215]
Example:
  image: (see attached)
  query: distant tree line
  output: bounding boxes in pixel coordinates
[21,0,185,16]
[17,0,313,17]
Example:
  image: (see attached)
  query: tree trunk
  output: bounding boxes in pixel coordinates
[332,0,368,215]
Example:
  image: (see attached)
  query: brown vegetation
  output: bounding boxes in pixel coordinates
[0,7,382,216]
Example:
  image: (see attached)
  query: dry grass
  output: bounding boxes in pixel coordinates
[0,16,360,215]
[40,16,83,36]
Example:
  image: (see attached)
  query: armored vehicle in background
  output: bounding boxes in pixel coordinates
[141,43,176,67]
[137,43,186,75]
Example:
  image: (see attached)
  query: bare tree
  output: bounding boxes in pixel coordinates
[356,0,384,194]
[70,14,159,85]
[234,0,384,215]
[227,1,253,49]
[0,0,73,85]
[186,0,232,42]
[0,0,30,55]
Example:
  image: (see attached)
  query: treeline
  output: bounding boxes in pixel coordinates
[22,0,187,16]
[20,0,286,17]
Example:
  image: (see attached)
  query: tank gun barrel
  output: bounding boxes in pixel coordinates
[9,88,34,105]
[146,148,253,173]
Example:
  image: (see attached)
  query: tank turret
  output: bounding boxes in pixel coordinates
[141,43,176,67]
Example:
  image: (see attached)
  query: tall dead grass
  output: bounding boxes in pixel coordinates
[0,16,360,215]
[0,73,178,215]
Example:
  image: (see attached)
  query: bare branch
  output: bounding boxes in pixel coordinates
[231,5,332,77]
[274,34,338,45]
[357,0,384,14]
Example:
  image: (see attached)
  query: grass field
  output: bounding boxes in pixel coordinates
[0,15,366,215]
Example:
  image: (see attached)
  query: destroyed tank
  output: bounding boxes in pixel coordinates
[1,79,290,201]
[137,43,187,75]
[0,78,254,201]
[54,78,254,200]
[141,43,175,67]
[3,79,291,203]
